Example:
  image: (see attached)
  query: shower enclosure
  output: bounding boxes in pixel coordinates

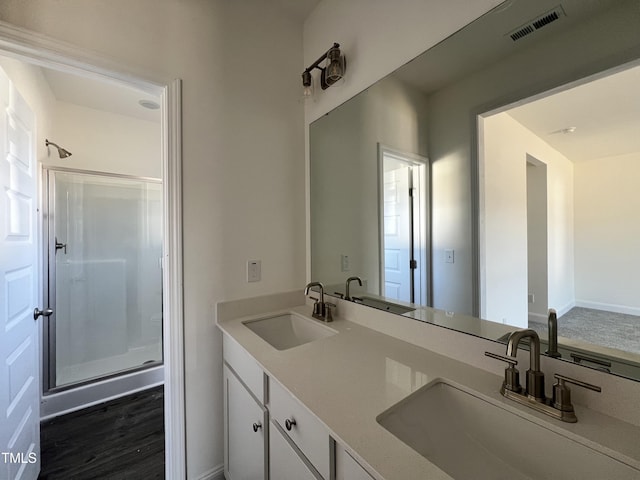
[43,167,163,393]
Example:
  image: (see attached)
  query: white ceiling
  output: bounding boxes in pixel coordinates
[504,64,640,162]
[42,68,161,122]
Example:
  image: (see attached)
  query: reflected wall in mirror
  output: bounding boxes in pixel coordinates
[311,75,430,302]
[479,64,640,354]
[310,0,640,380]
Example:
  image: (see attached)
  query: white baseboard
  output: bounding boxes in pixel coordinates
[194,464,224,480]
[528,300,576,323]
[575,300,640,316]
[528,312,547,323]
[555,300,575,317]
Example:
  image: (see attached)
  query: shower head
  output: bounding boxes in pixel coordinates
[45,139,72,158]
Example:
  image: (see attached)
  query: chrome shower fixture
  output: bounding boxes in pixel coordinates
[45,139,72,158]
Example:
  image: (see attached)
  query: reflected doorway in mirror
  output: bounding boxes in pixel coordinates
[378,145,430,306]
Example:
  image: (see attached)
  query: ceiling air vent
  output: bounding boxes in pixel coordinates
[507,6,566,42]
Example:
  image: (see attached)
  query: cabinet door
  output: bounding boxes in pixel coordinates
[336,444,375,480]
[224,365,267,480]
[270,421,319,480]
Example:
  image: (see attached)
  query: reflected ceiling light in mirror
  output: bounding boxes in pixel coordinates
[301,42,346,101]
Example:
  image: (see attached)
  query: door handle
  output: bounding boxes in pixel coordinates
[34,308,54,320]
[55,237,67,254]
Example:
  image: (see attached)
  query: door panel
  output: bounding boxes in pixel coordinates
[0,67,40,479]
[383,160,412,302]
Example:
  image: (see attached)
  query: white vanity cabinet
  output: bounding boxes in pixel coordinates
[269,421,319,479]
[223,333,378,480]
[223,365,267,480]
[269,377,331,479]
[223,335,268,479]
[335,444,376,480]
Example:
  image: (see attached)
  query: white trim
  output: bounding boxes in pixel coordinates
[528,312,547,323]
[0,21,186,479]
[0,20,167,94]
[305,123,312,283]
[476,115,487,319]
[556,300,576,318]
[162,78,187,479]
[195,464,225,480]
[377,144,430,305]
[574,300,640,317]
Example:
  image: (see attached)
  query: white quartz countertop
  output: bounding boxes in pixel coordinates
[217,303,640,480]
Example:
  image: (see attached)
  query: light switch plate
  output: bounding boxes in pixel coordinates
[445,249,454,264]
[341,254,350,272]
[247,260,261,282]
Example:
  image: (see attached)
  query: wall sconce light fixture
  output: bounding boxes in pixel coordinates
[302,43,346,100]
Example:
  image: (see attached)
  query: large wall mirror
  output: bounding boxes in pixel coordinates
[310,0,640,380]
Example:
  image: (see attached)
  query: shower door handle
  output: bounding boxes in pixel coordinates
[55,238,67,254]
[34,308,54,320]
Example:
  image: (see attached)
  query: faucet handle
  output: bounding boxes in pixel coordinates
[554,374,601,391]
[311,300,323,317]
[552,374,601,412]
[324,302,336,322]
[485,351,518,366]
[485,352,521,393]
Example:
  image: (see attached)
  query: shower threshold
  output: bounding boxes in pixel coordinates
[41,364,164,419]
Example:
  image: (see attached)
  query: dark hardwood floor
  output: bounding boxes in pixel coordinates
[38,386,165,480]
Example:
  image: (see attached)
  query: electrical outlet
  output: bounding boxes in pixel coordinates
[247,260,261,282]
[528,293,535,304]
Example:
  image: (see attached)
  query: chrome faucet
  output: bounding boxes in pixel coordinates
[486,327,601,422]
[546,309,561,358]
[304,282,334,322]
[345,276,362,301]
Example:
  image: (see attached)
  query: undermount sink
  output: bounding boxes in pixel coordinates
[243,313,337,350]
[377,380,638,480]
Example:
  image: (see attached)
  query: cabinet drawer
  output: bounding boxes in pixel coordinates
[223,333,264,402]
[270,420,319,480]
[269,378,330,479]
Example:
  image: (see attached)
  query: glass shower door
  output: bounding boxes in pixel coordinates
[45,169,163,390]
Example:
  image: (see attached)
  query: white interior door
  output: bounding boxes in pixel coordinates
[383,158,412,302]
[0,67,41,479]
